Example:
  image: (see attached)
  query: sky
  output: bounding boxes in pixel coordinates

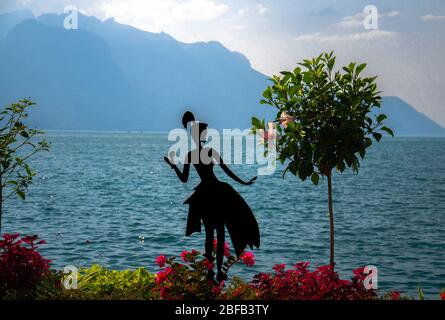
[1,0,445,126]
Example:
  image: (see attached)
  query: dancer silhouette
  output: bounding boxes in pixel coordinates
[164,111,260,282]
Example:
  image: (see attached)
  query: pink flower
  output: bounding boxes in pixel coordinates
[212,281,224,296]
[155,270,168,284]
[259,122,277,145]
[224,241,231,257]
[273,263,286,273]
[155,255,167,268]
[213,239,217,251]
[390,291,401,300]
[180,250,189,262]
[213,240,231,257]
[279,111,295,128]
[203,259,214,270]
[240,252,255,267]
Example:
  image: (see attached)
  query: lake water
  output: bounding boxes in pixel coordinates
[4,132,445,298]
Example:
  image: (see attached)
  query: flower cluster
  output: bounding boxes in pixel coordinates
[153,242,256,300]
[250,262,377,300]
[153,250,220,300]
[0,234,51,298]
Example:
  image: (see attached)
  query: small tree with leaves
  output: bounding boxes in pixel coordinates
[0,99,50,233]
[252,52,393,267]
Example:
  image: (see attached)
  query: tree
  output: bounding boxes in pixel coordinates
[252,52,393,267]
[0,99,50,234]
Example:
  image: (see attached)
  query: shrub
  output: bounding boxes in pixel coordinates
[250,262,377,300]
[0,234,51,299]
[36,265,156,300]
[153,245,255,300]
[77,265,155,299]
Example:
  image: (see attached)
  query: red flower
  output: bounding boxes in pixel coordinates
[155,267,174,284]
[155,255,167,268]
[180,250,189,262]
[439,292,445,300]
[390,291,401,300]
[212,281,224,296]
[224,242,231,257]
[203,259,214,270]
[240,252,255,267]
[273,264,286,273]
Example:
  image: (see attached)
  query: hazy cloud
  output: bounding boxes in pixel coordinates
[98,0,229,32]
[293,30,397,43]
[256,4,267,14]
[335,10,400,29]
[421,14,445,21]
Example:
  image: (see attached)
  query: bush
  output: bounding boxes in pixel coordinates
[249,262,377,300]
[36,265,156,300]
[153,244,255,300]
[0,234,51,299]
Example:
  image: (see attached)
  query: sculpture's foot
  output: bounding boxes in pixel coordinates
[216,272,227,283]
[206,269,215,281]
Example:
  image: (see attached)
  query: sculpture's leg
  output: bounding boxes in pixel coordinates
[216,224,227,282]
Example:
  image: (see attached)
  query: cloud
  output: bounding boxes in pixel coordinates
[231,24,249,30]
[237,8,247,17]
[99,0,229,32]
[421,14,445,21]
[256,4,267,14]
[293,30,397,43]
[335,10,400,29]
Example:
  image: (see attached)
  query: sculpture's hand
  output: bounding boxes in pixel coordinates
[164,156,175,168]
[244,176,257,185]
[164,151,177,168]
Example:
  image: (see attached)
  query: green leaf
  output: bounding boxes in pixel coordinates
[263,87,272,100]
[311,172,320,185]
[372,132,382,142]
[381,126,394,137]
[17,189,26,200]
[20,130,30,139]
[417,287,424,300]
[251,117,262,129]
[356,63,367,75]
[376,114,387,123]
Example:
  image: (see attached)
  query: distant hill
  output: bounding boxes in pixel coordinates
[379,97,445,136]
[0,11,444,136]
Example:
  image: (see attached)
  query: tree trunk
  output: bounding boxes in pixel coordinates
[0,172,2,235]
[327,170,335,267]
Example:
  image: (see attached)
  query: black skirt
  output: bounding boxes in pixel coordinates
[184,181,260,256]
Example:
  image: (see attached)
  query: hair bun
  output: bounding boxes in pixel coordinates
[182,111,195,128]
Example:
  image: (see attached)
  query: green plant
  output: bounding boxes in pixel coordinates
[0,99,49,233]
[77,265,155,299]
[36,265,156,300]
[252,52,393,266]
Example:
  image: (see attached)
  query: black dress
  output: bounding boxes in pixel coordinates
[184,162,260,257]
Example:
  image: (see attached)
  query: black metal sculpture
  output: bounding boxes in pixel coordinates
[164,111,260,282]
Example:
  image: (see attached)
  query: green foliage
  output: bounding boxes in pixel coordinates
[36,265,156,300]
[252,51,393,181]
[0,99,50,231]
[77,265,155,298]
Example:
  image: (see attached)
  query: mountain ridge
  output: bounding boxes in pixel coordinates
[0,11,444,136]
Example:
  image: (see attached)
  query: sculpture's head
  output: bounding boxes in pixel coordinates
[182,111,208,144]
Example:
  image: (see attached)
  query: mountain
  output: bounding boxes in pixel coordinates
[0,9,34,38]
[0,12,271,131]
[380,97,445,136]
[0,11,444,136]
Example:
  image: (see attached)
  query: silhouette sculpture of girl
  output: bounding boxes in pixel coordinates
[164,111,260,282]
